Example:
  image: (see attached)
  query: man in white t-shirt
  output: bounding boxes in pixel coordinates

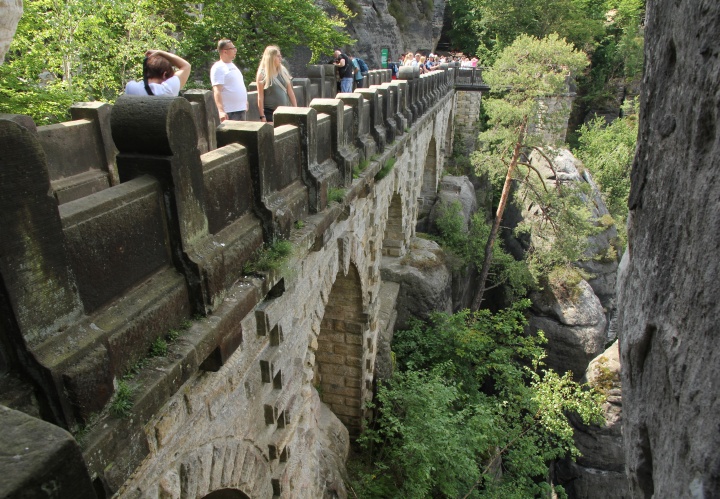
[210,39,248,122]
[125,50,191,96]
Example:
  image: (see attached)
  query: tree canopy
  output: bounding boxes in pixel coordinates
[0,0,353,124]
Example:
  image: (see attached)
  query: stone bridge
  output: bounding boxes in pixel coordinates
[0,63,484,497]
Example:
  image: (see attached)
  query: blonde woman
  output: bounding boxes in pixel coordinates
[402,52,414,66]
[256,45,297,122]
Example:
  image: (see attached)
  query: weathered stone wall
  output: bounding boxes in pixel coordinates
[617,0,720,496]
[453,90,483,154]
[0,64,459,497]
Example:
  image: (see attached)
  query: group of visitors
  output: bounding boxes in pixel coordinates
[125,40,296,123]
[333,49,369,92]
[124,43,466,123]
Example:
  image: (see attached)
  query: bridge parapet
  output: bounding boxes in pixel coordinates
[0,59,470,496]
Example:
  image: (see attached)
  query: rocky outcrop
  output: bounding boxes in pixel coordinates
[0,0,22,65]
[313,389,350,499]
[617,0,720,496]
[380,237,452,330]
[554,341,629,498]
[337,0,447,68]
[528,279,607,379]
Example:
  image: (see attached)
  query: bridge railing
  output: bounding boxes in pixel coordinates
[455,67,489,90]
[0,58,469,494]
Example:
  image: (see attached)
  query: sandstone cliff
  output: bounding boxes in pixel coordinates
[617,0,720,496]
[328,0,447,68]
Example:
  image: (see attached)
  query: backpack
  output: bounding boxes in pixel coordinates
[357,58,369,73]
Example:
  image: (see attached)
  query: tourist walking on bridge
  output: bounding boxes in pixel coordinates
[256,45,297,123]
[211,39,249,122]
[333,49,354,93]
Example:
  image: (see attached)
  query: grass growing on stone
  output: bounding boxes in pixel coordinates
[110,380,134,418]
[244,239,294,273]
[354,159,370,179]
[328,188,346,204]
[149,337,168,357]
[374,158,396,181]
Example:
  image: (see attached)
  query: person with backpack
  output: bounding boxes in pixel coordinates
[350,55,368,89]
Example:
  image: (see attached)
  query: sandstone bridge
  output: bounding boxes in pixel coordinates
[0,64,487,497]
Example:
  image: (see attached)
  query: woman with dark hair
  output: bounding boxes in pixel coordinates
[125,50,191,96]
[255,45,297,123]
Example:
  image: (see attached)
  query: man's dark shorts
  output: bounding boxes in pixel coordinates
[227,110,246,121]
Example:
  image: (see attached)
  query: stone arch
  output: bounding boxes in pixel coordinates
[202,489,251,499]
[157,439,272,499]
[382,193,406,257]
[444,106,454,158]
[316,262,369,437]
[417,136,438,223]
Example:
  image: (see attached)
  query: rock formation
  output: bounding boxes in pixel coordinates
[334,0,447,68]
[554,341,629,498]
[0,0,22,65]
[617,0,720,496]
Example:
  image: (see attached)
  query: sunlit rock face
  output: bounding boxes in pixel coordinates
[0,0,22,65]
[324,0,447,68]
[617,0,720,496]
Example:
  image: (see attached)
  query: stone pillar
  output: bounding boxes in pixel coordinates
[216,121,277,241]
[372,83,396,144]
[0,405,96,498]
[274,106,331,213]
[310,99,358,186]
[111,95,210,312]
[335,93,377,162]
[183,89,220,154]
[69,102,118,185]
[354,88,386,153]
[454,91,484,154]
[0,118,84,426]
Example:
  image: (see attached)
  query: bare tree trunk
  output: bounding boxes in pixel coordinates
[471,118,527,310]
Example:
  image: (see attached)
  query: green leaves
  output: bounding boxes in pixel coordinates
[350,300,604,497]
[1,0,353,123]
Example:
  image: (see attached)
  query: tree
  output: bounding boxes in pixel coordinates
[169,0,353,81]
[574,98,638,247]
[448,0,605,64]
[471,34,589,309]
[349,301,604,498]
[0,0,353,124]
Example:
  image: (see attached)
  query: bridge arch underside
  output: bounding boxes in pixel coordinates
[316,263,369,437]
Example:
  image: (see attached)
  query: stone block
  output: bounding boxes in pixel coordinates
[0,406,95,498]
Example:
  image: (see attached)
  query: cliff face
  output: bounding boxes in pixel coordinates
[617,0,720,496]
[340,0,447,68]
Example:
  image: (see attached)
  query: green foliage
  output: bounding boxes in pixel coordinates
[149,337,168,357]
[172,0,353,81]
[388,0,409,30]
[0,0,176,123]
[245,239,293,273]
[433,201,534,298]
[350,301,605,497]
[374,158,396,181]
[574,99,638,248]
[1,0,352,123]
[448,0,605,65]
[328,187,346,204]
[110,380,134,418]
[294,220,306,230]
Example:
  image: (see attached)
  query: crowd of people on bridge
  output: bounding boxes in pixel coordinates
[124,41,478,124]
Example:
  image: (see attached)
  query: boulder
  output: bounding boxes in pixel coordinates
[313,389,350,499]
[528,279,607,379]
[380,237,452,330]
[554,341,630,498]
